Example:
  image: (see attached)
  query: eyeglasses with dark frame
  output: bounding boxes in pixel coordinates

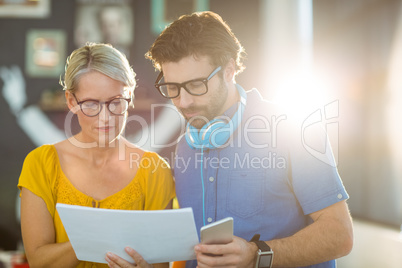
[154,66,222,99]
[72,94,131,117]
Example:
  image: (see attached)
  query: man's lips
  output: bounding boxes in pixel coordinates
[184,112,200,118]
[181,108,203,118]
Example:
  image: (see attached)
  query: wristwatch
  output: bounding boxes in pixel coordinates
[250,234,274,268]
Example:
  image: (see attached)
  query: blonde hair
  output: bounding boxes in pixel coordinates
[60,42,136,102]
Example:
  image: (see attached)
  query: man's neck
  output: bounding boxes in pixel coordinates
[220,83,240,115]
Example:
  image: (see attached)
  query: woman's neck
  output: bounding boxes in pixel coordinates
[69,133,127,166]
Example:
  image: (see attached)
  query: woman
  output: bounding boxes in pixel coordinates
[18,43,175,268]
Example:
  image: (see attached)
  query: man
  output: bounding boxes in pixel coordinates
[146,11,353,268]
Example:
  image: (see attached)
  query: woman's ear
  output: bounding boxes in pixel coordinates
[223,58,236,83]
[65,91,77,113]
[129,90,135,108]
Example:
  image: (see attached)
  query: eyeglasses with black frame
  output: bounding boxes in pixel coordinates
[72,94,131,117]
[154,66,222,99]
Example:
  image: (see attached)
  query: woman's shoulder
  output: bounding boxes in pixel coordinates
[142,150,161,159]
[25,144,57,162]
[133,150,172,177]
[142,151,170,166]
[21,144,60,178]
[53,139,75,158]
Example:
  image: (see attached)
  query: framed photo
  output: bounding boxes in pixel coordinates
[151,0,209,35]
[0,0,50,18]
[74,0,134,58]
[25,29,66,78]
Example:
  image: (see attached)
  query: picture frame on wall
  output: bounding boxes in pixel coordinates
[25,29,66,78]
[0,0,50,18]
[151,0,209,35]
[74,0,134,59]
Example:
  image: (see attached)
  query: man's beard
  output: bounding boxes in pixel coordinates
[186,114,211,129]
[179,80,228,129]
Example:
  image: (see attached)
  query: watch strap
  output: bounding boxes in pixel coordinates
[253,240,272,252]
[250,234,271,252]
[250,234,273,268]
[250,234,272,252]
[250,234,260,242]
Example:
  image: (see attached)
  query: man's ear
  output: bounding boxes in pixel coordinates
[223,58,236,83]
[65,91,77,114]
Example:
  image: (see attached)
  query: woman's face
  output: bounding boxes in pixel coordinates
[66,71,129,147]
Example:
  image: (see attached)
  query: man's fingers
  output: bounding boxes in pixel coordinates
[195,243,231,255]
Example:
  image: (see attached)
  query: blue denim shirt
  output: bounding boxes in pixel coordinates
[173,87,348,268]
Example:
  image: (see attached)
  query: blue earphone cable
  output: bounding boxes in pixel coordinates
[200,146,206,226]
[185,85,248,226]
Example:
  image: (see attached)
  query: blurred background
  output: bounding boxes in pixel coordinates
[1,0,402,267]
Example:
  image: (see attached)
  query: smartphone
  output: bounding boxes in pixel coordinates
[200,217,233,244]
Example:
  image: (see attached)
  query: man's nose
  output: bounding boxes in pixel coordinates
[177,87,194,108]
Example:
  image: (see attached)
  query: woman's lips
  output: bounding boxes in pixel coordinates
[97,126,113,132]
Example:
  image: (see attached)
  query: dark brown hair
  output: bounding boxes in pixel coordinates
[145,11,245,76]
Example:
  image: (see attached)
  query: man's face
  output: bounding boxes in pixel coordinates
[161,55,229,129]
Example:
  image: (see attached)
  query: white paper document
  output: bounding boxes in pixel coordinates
[56,203,199,264]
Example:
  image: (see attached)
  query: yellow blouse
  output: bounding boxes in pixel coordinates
[18,145,175,268]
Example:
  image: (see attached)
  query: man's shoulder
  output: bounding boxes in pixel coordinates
[245,88,286,116]
[175,133,191,155]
